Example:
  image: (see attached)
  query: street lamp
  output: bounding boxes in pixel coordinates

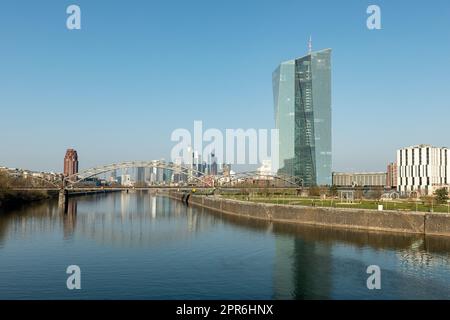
[415,198,421,213]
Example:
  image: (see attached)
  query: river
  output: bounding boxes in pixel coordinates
[0,191,449,299]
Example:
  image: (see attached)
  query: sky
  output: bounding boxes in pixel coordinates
[1,0,449,173]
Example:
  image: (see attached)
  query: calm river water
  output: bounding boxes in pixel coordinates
[0,191,449,299]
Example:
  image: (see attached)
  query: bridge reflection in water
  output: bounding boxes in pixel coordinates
[0,191,450,299]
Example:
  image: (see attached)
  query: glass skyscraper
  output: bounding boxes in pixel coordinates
[273,48,332,186]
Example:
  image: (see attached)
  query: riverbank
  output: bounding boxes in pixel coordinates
[223,194,450,213]
[0,190,56,209]
[168,192,450,237]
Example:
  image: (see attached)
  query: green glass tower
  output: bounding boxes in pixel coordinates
[273,48,332,186]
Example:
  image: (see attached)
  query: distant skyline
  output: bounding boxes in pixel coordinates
[1,0,450,173]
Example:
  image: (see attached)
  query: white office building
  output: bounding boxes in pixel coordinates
[257,160,273,176]
[121,174,133,187]
[397,144,449,196]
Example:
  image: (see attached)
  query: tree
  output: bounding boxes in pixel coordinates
[0,171,11,191]
[309,186,321,197]
[434,187,449,204]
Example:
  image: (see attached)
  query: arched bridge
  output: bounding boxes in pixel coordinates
[12,160,304,190]
[64,160,211,187]
[223,171,303,187]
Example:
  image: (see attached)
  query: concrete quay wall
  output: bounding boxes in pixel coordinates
[167,192,450,237]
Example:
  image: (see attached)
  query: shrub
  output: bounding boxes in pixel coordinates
[434,188,449,204]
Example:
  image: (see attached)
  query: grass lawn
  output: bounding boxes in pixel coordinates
[222,195,450,213]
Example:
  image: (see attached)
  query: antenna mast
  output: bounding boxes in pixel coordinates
[308,35,312,54]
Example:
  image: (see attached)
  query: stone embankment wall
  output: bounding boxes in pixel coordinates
[167,192,450,237]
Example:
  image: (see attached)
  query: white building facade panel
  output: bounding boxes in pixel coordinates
[397,145,449,195]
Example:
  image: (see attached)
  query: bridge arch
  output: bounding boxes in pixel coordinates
[64,160,211,187]
[221,171,303,187]
[28,175,62,189]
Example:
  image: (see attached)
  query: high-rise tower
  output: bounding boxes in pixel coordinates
[273,46,332,186]
[64,149,79,180]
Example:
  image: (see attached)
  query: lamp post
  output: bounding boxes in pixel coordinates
[415,198,420,213]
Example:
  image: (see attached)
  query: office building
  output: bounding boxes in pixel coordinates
[121,174,132,187]
[273,44,332,186]
[386,162,398,189]
[332,172,387,187]
[163,167,172,184]
[63,149,79,180]
[210,151,218,176]
[222,164,232,177]
[397,144,449,195]
[257,160,273,177]
[137,167,145,184]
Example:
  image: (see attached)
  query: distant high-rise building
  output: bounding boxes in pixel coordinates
[201,161,207,174]
[222,164,232,177]
[109,170,117,183]
[163,167,172,184]
[173,158,185,183]
[121,174,132,187]
[64,149,79,180]
[137,167,145,184]
[273,46,332,186]
[386,162,398,189]
[210,151,218,176]
[156,167,164,182]
[196,153,203,176]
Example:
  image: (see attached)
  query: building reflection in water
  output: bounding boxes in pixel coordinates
[151,196,156,219]
[60,191,212,247]
[62,200,77,240]
[273,238,332,299]
[1,192,450,299]
[120,192,129,221]
[271,222,450,299]
[0,200,60,245]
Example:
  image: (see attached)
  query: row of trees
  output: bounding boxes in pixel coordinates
[0,171,56,190]
[0,172,51,206]
[0,172,10,191]
[244,184,449,204]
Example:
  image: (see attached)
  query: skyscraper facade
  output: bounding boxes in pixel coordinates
[137,167,145,183]
[273,48,332,186]
[63,149,79,180]
[210,151,218,176]
[386,162,398,189]
[397,145,449,196]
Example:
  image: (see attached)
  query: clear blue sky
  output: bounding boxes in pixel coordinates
[1,0,449,173]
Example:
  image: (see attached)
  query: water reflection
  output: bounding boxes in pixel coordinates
[192,206,450,299]
[63,201,77,239]
[0,191,449,299]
